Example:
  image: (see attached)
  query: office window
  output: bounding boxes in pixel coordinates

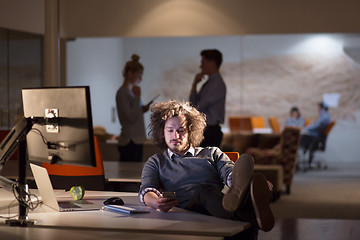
[0,28,42,129]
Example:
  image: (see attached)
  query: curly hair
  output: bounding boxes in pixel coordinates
[149,100,207,149]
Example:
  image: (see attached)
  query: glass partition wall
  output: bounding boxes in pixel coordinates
[0,28,42,130]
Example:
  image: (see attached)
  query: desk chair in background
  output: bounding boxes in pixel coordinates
[250,116,266,129]
[42,136,106,191]
[228,116,252,131]
[228,116,267,132]
[268,117,281,134]
[305,120,336,170]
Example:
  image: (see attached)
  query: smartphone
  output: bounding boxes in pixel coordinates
[162,191,176,200]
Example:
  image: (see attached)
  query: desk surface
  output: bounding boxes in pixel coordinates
[0,225,223,240]
[0,188,249,238]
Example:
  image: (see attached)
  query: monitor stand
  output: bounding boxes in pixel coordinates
[5,138,34,227]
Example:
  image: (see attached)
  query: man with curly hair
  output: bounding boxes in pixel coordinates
[139,100,274,237]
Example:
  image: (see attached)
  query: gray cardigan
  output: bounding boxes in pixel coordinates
[116,87,146,145]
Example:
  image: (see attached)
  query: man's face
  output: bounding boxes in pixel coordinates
[200,56,214,75]
[164,116,189,155]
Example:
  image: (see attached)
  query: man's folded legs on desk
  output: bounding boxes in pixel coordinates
[223,154,275,232]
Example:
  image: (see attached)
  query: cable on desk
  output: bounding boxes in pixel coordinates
[12,184,41,211]
[0,184,41,220]
[0,199,18,220]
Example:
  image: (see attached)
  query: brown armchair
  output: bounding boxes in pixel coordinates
[245,127,301,194]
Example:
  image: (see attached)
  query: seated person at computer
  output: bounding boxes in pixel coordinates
[299,102,331,156]
[139,100,274,236]
[285,106,306,128]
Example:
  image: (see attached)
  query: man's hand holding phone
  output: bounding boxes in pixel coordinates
[162,191,176,200]
[150,191,177,212]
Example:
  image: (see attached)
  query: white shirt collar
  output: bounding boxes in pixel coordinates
[167,146,195,159]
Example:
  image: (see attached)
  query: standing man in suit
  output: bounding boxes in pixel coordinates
[190,49,226,147]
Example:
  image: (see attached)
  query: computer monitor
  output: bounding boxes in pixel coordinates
[22,86,96,167]
[0,86,96,226]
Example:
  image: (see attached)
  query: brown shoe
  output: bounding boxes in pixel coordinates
[222,153,254,212]
[251,173,275,232]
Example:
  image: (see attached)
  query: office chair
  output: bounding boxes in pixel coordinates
[224,152,239,162]
[228,116,252,131]
[307,120,336,169]
[250,116,266,129]
[268,117,281,133]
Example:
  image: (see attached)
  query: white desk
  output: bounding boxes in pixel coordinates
[0,188,250,239]
[0,224,222,240]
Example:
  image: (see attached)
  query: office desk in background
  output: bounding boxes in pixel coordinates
[105,161,143,182]
[103,161,143,192]
[0,188,250,239]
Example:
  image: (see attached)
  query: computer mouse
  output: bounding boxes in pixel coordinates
[103,197,124,206]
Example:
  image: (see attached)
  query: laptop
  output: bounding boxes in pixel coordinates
[30,163,100,212]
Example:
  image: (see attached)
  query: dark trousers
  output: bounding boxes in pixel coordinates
[300,134,320,163]
[201,125,223,148]
[185,184,255,221]
[118,140,143,162]
[300,134,313,152]
[185,184,258,239]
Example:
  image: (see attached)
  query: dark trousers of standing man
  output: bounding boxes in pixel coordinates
[201,125,223,148]
[118,140,143,162]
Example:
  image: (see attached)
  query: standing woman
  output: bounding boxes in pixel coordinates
[116,54,151,162]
